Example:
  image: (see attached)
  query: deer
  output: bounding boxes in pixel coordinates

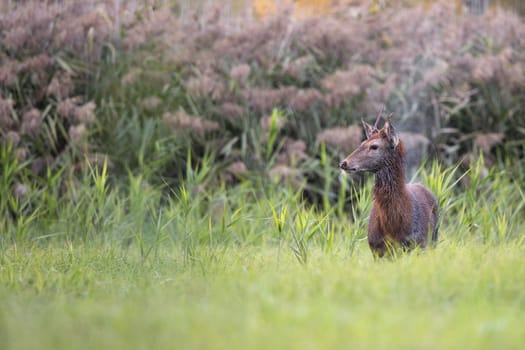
[339,110,438,258]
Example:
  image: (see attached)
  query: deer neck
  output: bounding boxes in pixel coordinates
[372,148,412,238]
[372,147,410,211]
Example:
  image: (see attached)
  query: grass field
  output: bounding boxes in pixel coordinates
[1,158,525,350]
[2,3,525,348]
[2,242,525,350]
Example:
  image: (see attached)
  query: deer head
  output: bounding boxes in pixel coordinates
[340,113,400,173]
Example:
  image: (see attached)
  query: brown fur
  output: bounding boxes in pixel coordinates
[340,117,438,257]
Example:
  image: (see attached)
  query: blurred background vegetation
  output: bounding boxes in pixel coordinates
[1,0,524,234]
[2,4,525,348]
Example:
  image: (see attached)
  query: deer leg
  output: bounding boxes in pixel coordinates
[368,232,386,258]
[400,237,418,250]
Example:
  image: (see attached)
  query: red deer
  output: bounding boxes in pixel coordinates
[339,111,438,257]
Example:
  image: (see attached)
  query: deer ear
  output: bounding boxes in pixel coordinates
[362,119,375,139]
[384,116,400,148]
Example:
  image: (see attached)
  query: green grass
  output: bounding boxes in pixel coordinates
[2,3,525,348]
[1,153,525,349]
[1,242,525,350]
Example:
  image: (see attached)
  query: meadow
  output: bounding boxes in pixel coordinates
[1,154,525,349]
[2,242,525,349]
[1,1,525,349]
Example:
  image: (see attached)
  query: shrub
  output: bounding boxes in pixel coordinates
[0,1,120,175]
[111,1,525,194]
[2,0,525,207]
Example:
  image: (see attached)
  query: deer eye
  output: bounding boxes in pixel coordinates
[369,144,379,150]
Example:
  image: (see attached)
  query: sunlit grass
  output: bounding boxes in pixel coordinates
[1,148,525,349]
[2,2,525,348]
[1,241,525,350]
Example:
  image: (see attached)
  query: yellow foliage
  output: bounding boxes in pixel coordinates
[369,2,379,14]
[253,0,279,17]
[294,0,332,16]
[253,0,332,17]
[252,0,523,18]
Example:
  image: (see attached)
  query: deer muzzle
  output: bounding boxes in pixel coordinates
[339,160,358,172]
